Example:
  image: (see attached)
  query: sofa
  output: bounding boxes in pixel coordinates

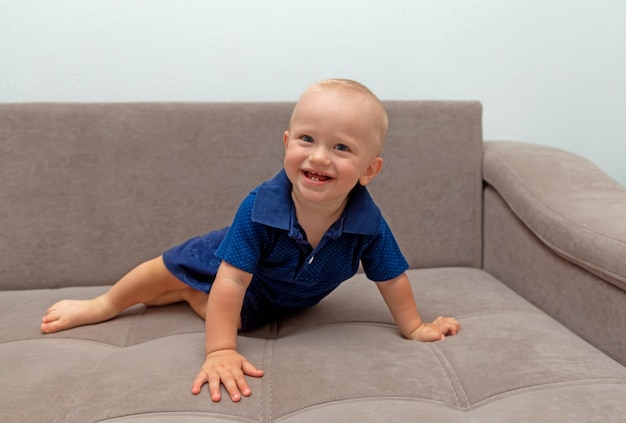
[1,101,625,423]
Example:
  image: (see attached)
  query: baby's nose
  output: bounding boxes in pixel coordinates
[309,146,331,165]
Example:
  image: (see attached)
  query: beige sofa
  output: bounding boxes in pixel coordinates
[1,102,625,422]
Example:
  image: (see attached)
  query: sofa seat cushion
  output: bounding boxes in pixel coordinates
[2,268,625,422]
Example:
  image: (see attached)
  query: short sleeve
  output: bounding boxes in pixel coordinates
[215,192,269,274]
[360,217,409,282]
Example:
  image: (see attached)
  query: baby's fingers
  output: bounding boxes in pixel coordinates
[190,368,241,402]
[191,371,209,396]
[434,316,461,336]
[207,368,251,402]
[227,367,260,402]
[410,317,461,342]
[242,359,265,378]
[209,371,228,402]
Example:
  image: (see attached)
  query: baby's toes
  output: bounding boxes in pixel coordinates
[40,318,64,334]
[40,309,62,333]
[40,321,53,333]
[42,307,59,323]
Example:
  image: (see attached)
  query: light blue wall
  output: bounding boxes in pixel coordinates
[2,1,625,185]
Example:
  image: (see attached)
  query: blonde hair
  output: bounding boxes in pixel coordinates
[293,78,389,152]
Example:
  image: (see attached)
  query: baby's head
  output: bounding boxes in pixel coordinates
[289,79,388,157]
[283,79,387,198]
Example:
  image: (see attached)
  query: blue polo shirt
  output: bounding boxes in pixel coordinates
[163,170,409,326]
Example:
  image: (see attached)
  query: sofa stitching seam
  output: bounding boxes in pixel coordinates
[427,343,469,410]
[259,340,264,422]
[262,338,274,423]
[468,378,626,410]
[123,307,146,347]
[268,347,272,422]
[53,349,116,422]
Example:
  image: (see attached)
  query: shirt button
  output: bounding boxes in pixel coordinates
[308,256,315,264]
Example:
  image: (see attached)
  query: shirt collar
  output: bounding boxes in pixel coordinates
[251,169,381,236]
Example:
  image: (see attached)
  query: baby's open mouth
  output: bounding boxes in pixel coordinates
[304,170,332,182]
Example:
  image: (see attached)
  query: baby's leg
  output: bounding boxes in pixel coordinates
[41,256,190,333]
[145,288,208,319]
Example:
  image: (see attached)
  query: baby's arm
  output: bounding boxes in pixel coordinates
[376,273,460,341]
[191,261,263,402]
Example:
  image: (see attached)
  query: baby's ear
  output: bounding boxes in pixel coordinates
[283,131,290,149]
[359,156,383,186]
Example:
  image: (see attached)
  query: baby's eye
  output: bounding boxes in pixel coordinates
[334,143,350,152]
[301,135,314,143]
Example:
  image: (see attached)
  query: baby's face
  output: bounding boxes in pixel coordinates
[283,88,384,208]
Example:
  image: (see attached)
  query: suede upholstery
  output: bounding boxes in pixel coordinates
[483,141,626,290]
[1,102,625,422]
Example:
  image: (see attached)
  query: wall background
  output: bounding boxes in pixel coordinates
[2,1,625,185]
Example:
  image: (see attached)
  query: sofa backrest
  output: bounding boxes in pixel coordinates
[0,102,483,290]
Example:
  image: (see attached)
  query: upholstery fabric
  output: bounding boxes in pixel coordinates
[2,269,625,422]
[0,102,483,291]
[1,102,624,422]
[483,186,626,365]
[483,141,626,290]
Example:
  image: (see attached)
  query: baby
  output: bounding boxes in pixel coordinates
[41,79,460,402]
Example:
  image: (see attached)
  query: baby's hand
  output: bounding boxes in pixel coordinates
[409,316,460,342]
[191,349,264,402]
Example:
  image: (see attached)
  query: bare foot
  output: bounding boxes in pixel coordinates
[41,295,118,333]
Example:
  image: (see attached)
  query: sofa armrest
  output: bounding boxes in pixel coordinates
[483,141,626,291]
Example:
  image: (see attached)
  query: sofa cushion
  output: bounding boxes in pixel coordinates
[370,101,484,269]
[0,102,483,291]
[2,268,625,422]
